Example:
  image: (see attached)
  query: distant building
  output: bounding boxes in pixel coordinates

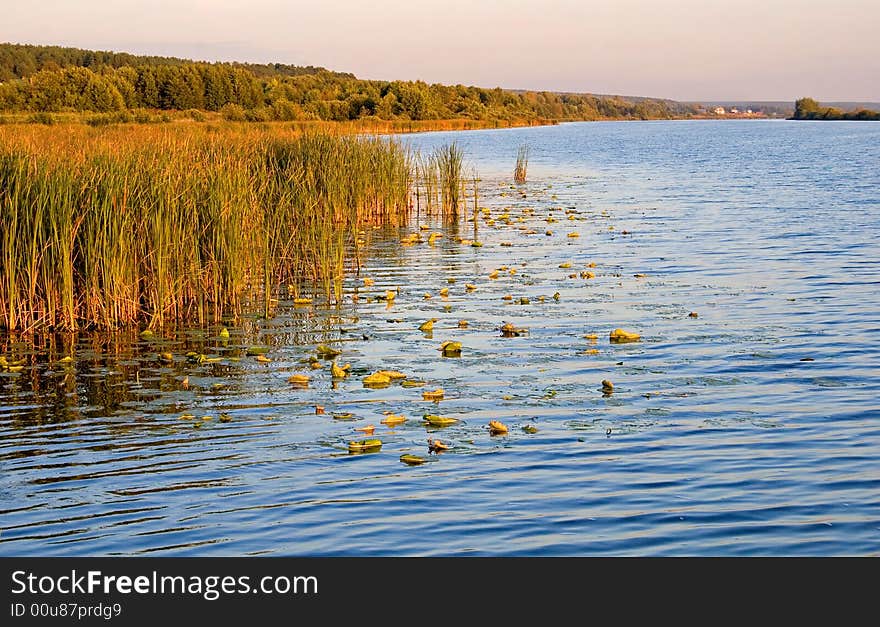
[713,107,726,115]
[730,107,739,114]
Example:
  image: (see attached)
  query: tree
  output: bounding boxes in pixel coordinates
[793,97,820,119]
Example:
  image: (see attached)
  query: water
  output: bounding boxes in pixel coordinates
[2,120,879,556]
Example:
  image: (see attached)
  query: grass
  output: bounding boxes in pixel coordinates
[514,144,529,184]
[0,123,430,332]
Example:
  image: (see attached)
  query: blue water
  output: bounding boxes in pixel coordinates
[1,120,879,555]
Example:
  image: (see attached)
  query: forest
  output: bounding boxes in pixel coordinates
[792,97,879,121]
[0,42,698,123]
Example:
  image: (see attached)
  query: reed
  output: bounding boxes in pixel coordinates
[0,124,413,332]
[514,144,529,183]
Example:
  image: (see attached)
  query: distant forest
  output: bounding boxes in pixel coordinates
[792,97,879,121]
[0,42,699,123]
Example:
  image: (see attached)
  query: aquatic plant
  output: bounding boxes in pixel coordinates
[0,124,413,332]
[514,144,529,183]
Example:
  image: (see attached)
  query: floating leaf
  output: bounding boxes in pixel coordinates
[424,414,458,427]
[349,439,382,453]
[488,420,509,435]
[256,355,272,363]
[363,372,392,387]
[316,344,341,358]
[355,424,376,435]
[293,297,313,305]
[331,362,349,378]
[288,373,310,387]
[609,328,641,343]
[381,414,406,426]
[401,379,426,388]
[246,346,270,356]
[428,439,450,452]
[422,388,445,401]
[419,318,439,332]
[522,425,538,434]
[500,322,528,337]
[219,327,230,339]
[333,412,356,421]
[559,262,572,269]
[465,284,477,292]
[377,370,407,380]
[439,341,462,357]
[139,329,155,339]
[400,454,427,466]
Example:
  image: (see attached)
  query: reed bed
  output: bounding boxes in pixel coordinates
[514,144,529,184]
[412,143,468,222]
[0,124,420,332]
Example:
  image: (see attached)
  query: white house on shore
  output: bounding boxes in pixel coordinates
[713,106,726,115]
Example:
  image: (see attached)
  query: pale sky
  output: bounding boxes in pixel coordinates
[2,0,878,102]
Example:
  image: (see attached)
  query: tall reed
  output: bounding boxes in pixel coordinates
[412,143,466,223]
[514,144,529,183]
[0,125,412,332]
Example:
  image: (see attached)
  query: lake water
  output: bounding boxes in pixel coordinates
[1,120,879,556]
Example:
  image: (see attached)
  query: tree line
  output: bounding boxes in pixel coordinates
[0,42,698,123]
[792,97,879,121]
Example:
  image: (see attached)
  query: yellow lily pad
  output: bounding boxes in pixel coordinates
[422,388,445,401]
[331,362,349,378]
[288,374,310,387]
[419,318,438,332]
[316,344,341,358]
[377,370,407,380]
[381,414,407,426]
[400,454,427,466]
[609,328,641,343]
[348,439,382,453]
[363,372,392,387]
[488,420,509,435]
[424,414,458,427]
[439,341,462,357]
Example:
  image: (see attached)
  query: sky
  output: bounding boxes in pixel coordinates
[2,0,878,102]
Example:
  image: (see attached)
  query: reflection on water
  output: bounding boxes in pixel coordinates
[2,120,879,556]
